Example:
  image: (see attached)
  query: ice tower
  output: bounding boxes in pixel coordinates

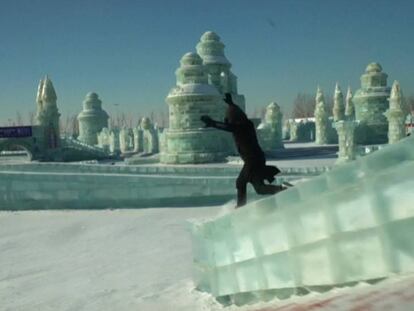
[77,92,109,146]
[314,87,329,144]
[345,86,355,120]
[35,76,61,148]
[385,81,408,144]
[353,63,391,144]
[333,83,345,122]
[196,31,246,111]
[161,52,228,164]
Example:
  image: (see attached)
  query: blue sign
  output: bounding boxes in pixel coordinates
[0,126,33,138]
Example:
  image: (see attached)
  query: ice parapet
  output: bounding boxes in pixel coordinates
[191,135,414,305]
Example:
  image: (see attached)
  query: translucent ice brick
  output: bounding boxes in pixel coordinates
[256,218,289,255]
[261,252,295,289]
[335,229,387,282]
[215,265,238,296]
[386,218,414,273]
[296,242,335,285]
[235,259,266,292]
[333,192,377,232]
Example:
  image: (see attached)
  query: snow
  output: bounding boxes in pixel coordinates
[0,206,228,311]
[2,203,414,311]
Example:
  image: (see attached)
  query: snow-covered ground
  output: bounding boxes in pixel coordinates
[0,206,233,311]
[2,204,414,311]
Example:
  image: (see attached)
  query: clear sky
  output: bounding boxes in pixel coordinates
[0,0,413,124]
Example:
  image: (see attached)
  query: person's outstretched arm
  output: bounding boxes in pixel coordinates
[200,115,235,132]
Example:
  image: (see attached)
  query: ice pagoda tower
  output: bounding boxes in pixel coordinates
[353,62,391,144]
[35,76,61,148]
[77,92,109,146]
[161,52,228,164]
[196,31,246,112]
[384,81,408,144]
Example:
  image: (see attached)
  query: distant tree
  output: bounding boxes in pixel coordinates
[27,111,35,125]
[407,95,414,114]
[291,93,315,118]
[16,112,23,126]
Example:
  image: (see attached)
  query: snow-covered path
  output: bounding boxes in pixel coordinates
[0,207,226,311]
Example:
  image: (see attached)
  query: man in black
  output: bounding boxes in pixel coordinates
[201,93,285,208]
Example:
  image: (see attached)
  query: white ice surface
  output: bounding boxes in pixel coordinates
[0,207,232,311]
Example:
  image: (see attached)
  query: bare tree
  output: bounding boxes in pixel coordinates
[27,111,35,125]
[291,93,315,118]
[406,95,414,114]
[16,112,23,126]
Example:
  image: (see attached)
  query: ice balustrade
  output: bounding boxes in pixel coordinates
[190,135,414,306]
[0,162,330,176]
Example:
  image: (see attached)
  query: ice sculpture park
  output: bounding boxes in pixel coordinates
[1,30,414,311]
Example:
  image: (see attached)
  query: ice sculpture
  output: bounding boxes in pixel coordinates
[345,86,355,120]
[161,52,228,164]
[35,75,61,148]
[353,63,391,144]
[314,87,329,144]
[119,127,134,153]
[257,102,284,151]
[196,31,246,112]
[77,92,109,146]
[332,83,345,122]
[191,134,414,306]
[334,120,357,163]
[384,81,409,144]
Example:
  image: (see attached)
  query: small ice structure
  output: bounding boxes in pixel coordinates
[191,135,414,306]
[77,92,109,146]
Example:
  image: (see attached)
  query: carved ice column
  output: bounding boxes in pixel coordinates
[384,81,408,144]
[141,117,159,154]
[97,127,111,153]
[109,128,120,154]
[314,87,329,144]
[119,127,129,153]
[333,83,345,122]
[289,121,298,142]
[334,120,357,163]
[133,126,143,152]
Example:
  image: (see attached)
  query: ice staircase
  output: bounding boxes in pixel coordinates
[190,135,414,306]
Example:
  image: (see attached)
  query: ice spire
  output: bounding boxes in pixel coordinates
[389,80,405,110]
[333,83,345,122]
[385,80,408,144]
[315,86,325,107]
[36,75,60,137]
[345,86,355,120]
[41,75,57,104]
[314,86,329,144]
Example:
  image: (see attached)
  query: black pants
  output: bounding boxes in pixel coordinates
[236,160,282,207]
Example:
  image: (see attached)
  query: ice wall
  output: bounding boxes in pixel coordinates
[0,163,315,210]
[191,135,414,306]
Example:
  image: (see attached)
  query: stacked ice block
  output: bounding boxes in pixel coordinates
[191,135,414,305]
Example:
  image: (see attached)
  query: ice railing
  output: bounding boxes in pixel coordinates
[61,137,109,155]
[191,135,414,306]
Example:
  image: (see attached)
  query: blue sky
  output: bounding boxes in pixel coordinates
[0,0,413,124]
